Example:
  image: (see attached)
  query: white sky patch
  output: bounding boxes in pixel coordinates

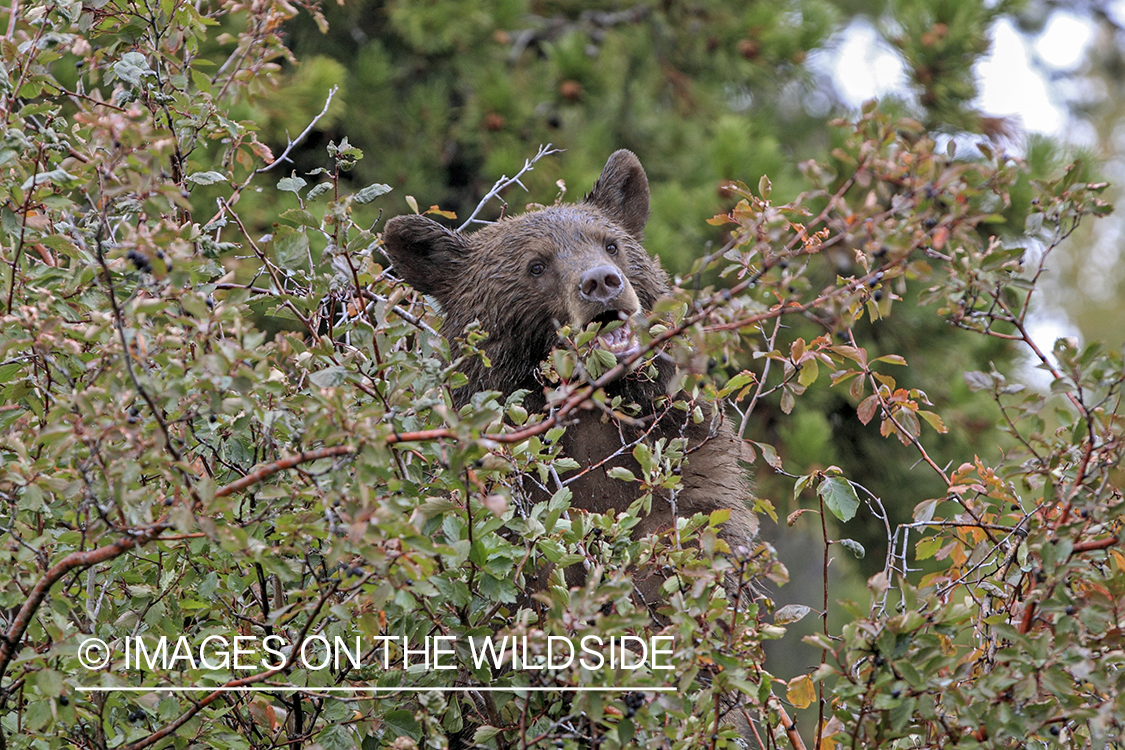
[1110,0,1125,28]
[821,14,1100,139]
[812,18,906,106]
[1034,11,1094,70]
[976,19,1067,136]
[1019,305,1083,389]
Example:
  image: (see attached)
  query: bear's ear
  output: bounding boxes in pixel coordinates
[585,149,650,238]
[382,215,470,298]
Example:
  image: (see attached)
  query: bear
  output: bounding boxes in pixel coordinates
[382,150,758,601]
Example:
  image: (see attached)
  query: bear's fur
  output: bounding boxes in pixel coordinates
[383,150,757,597]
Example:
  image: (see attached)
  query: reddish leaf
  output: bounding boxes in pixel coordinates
[857,395,879,425]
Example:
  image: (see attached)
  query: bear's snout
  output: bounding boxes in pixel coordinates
[579,265,625,305]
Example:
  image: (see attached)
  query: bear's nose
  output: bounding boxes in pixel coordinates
[579,265,624,304]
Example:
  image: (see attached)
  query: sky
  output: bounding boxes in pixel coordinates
[814,4,1125,369]
[819,8,1117,142]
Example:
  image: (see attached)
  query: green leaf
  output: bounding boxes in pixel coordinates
[719,370,755,398]
[354,183,392,204]
[113,51,154,85]
[838,538,865,559]
[793,473,814,500]
[616,717,635,745]
[818,476,859,522]
[21,168,76,190]
[915,537,942,561]
[473,727,502,743]
[774,604,812,625]
[383,710,420,740]
[964,370,993,391]
[34,669,63,697]
[780,388,794,414]
[314,724,361,750]
[277,174,307,194]
[632,443,653,474]
[280,208,319,229]
[309,366,348,388]
[307,182,333,201]
[754,441,782,470]
[797,358,819,387]
[607,467,636,482]
[186,171,227,186]
[273,227,310,270]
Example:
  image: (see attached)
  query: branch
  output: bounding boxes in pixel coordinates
[204,86,338,228]
[1072,537,1117,554]
[458,144,563,231]
[257,86,338,176]
[118,580,341,750]
[93,229,182,462]
[0,523,168,692]
[214,445,356,498]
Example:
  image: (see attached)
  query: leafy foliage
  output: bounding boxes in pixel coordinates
[0,2,1122,750]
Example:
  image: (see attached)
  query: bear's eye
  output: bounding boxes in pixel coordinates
[605,241,618,255]
[529,261,546,276]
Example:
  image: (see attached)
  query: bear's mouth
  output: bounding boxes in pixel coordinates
[588,310,639,359]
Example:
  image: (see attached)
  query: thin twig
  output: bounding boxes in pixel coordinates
[458,144,563,231]
[204,87,338,228]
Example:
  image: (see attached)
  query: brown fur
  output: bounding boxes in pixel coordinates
[383,151,757,598]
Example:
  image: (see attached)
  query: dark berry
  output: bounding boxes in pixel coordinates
[127,250,150,272]
[624,691,644,718]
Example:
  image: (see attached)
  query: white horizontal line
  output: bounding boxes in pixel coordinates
[76,686,674,693]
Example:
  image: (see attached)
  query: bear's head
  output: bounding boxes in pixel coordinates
[382,150,671,398]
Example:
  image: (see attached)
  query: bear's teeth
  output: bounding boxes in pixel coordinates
[597,321,634,354]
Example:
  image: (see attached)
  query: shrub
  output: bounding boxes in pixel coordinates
[0,2,1121,749]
